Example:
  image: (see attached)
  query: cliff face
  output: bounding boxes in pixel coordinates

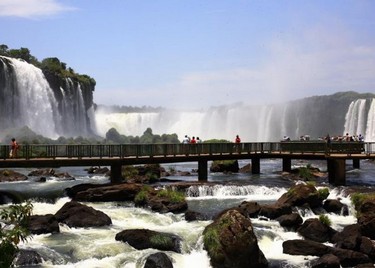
[0,56,95,138]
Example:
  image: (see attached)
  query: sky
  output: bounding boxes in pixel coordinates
[1,0,375,110]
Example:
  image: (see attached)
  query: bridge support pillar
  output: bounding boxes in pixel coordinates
[353,159,360,169]
[327,159,346,186]
[282,158,292,172]
[198,160,208,181]
[251,158,260,174]
[110,164,123,183]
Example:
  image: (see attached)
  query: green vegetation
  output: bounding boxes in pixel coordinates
[134,186,152,205]
[319,214,332,227]
[298,166,314,180]
[317,188,330,200]
[204,139,231,143]
[156,189,185,203]
[0,201,33,268]
[150,233,173,248]
[0,44,95,86]
[203,217,231,260]
[122,165,138,179]
[105,127,180,144]
[350,192,375,210]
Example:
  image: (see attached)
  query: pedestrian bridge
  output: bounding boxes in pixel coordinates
[0,142,374,186]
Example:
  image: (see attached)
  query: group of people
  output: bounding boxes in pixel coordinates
[182,135,202,144]
[324,133,364,142]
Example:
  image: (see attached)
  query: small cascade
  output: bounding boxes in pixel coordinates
[185,184,287,200]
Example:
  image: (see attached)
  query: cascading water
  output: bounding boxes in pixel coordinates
[0,56,59,138]
[0,56,94,138]
[343,98,375,141]
[365,99,375,142]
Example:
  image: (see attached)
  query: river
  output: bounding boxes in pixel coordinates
[1,159,375,267]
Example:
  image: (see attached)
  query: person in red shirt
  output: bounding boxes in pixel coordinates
[190,136,196,144]
[235,135,241,153]
[10,138,19,158]
[235,135,241,143]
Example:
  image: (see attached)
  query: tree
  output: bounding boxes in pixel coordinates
[0,201,33,268]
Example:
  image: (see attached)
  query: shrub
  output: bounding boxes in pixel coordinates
[319,214,331,227]
[0,201,33,268]
[317,188,330,200]
[298,166,313,180]
[156,189,185,203]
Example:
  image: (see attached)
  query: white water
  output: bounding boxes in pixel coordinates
[7,57,59,138]
[12,182,357,268]
[343,98,375,141]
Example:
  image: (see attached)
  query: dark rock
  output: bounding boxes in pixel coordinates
[54,201,112,227]
[276,184,324,208]
[0,169,28,182]
[329,247,371,267]
[115,229,182,253]
[310,254,340,268]
[331,224,361,250]
[0,190,22,204]
[144,252,173,268]
[27,214,60,234]
[276,213,303,229]
[239,163,251,173]
[86,166,110,175]
[28,168,55,176]
[72,183,143,202]
[14,249,43,267]
[65,183,112,198]
[210,160,239,173]
[357,200,375,240]
[283,239,330,256]
[323,199,349,215]
[203,209,268,268]
[185,210,209,221]
[237,201,261,218]
[297,218,337,243]
[259,204,292,219]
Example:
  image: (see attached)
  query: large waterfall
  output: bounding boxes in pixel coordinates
[0,56,94,138]
[343,98,375,142]
[96,96,375,142]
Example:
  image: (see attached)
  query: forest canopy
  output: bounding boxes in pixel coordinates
[0,44,95,86]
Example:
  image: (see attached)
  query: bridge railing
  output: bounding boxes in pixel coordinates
[0,142,374,160]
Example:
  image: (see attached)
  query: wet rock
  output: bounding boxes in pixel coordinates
[14,249,43,267]
[276,183,324,208]
[71,183,143,202]
[310,253,340,268]
[210,160,239,173]
[276,213,303,229]
[323,199,349,215]
[258,203,292,219]
[115,229,182,253]
[203,209,268,268]
[297,218,337,243]
[27,214,60,234]
[0,169,28,182]
[237,201,261,218]
[144,252,173,268]
[54,201,112,227]
[0,190,22,204]
[185,210,210,221]
[86,166,110,175]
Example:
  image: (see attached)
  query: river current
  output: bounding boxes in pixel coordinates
[1,159,375,268]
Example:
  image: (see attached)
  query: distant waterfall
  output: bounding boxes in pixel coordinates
[343,98,375,141]
[365,99,375,142]
[0,56,94,138]
[0,56,59,137]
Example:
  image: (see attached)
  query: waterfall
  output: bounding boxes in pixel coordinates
[365,99,375,142]
[0,56,94,138]
[343,98,375,142]
[0,56,59,138]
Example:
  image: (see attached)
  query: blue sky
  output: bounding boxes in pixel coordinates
[1,0,374,109]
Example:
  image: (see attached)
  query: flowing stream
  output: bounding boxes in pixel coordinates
[2,159,375,267]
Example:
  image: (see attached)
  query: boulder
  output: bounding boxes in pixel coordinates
[0,190,22,204]
[115,229,182,253]
[185,210,210,221]
[210,160,239,173]
[203,209,268,268]
[27,214,60,234]
[14,249,43,267]
[310,254,340,268]
[323,199,349,215]
[54,201,112,227]
[258,203,292,219]
[276,184,324,208]
[297,218,337,243]
[144,252,173,268]
[86,166,110,175]
[276,213,303,229]
[0,169,28,182]
[237,201,261,218]
[72,183,143,202]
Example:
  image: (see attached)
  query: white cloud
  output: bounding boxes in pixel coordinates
[0,0,76,18]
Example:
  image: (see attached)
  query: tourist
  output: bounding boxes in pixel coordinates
[358,134,364,142]
[235,135,241,153]
[196,137,202,143]
[182,135,190,144]
[235,135,241,143]
[10,138,19,158]
[190,136,196,144]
